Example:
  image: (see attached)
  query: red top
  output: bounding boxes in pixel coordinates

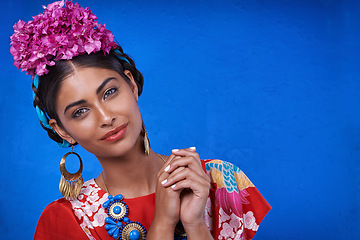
[35,159,271,239]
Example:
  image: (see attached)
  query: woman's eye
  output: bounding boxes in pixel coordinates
[103,87,118,100]
[72,108,89,118]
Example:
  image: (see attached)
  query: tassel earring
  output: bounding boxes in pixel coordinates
[143,123,150,156]
[59,145,84,200]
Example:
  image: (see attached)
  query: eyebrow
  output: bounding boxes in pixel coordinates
[64,99,87,115]
[96,77,117,95]
[63,77,117,115]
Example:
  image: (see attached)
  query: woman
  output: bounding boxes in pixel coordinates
[10,1,270,239]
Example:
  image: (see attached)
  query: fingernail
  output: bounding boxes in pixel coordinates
[161,179,167,185]
[189,146,196,150]
[172,149,179,152]
[171,184,176,189]
[164,165,170,172]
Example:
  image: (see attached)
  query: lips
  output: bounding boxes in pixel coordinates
[100,122,128,142]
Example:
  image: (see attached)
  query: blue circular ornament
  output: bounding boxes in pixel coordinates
[129,229,140,240]
[113,206,121,214]
[103,193,147,240]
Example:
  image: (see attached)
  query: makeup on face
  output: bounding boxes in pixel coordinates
[100,122,128,142]
[55,67,143,158]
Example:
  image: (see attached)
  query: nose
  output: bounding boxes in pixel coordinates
[98,106,115,127]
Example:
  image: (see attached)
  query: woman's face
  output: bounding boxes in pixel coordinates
[50,67,142,158]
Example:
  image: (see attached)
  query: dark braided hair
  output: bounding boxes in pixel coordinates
[32,45,144,145]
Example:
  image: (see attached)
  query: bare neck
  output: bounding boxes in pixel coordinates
[94,139,166,198]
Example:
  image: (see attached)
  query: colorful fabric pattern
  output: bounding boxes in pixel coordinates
[34,159,270,240]
[203,160,270,239]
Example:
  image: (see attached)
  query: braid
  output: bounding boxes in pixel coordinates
[112,46,144,96]
[32,78,71,147]
[32,82,40,108]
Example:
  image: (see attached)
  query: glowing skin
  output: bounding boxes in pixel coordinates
[50,67,142,159]
[49,66,212,239]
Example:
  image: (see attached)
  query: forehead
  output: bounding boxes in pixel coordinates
[56,67,123,105]
[59,67,122,93]
[63,67,121,88]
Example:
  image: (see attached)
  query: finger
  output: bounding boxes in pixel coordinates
[158,160,184,185]
[161,147,196,172]
[171,148,201,164]
[158,156,177,183]
[158,153,182,180]
[160,166,185,187]
[163,167,209,190]
[163,155,181,173]
[164,156,207,180]
[162,167,191,187]
[171,178,210,198]
[172,146,197,152]
[172,147,199,157]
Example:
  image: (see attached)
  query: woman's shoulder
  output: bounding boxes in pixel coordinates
[39,179,99,213]
[201,159,255,189]
[42,197,72,212]
[201,159,246,176]
[201,159,241,171]
[34,198,88,239]
[200,159,271,239]
[34,179,100,240]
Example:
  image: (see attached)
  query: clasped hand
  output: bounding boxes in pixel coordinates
[154,147,211,230]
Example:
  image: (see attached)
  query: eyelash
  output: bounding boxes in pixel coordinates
[71,87,119,119]
[103,87,118,100]
[72,108,89,119]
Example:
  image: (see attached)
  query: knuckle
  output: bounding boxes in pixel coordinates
[206,174,211,183]
[157,171,168,181]
[183,168,191,176]
[157,171,164,179]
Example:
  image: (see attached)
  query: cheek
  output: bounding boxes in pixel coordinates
[125,96,142,133]
[64,118,98,142]
[133,105,143,133]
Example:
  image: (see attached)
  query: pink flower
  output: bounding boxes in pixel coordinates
[71,200,83,208]
[84,207,93,217]
[229,213,242,229]
[244,211,257,230]
[203,198,213,231]
[89,203,99,213]
[93,208,107,227]
[10,0,117,77]
[74,209,85,220]
[219,207,231,223]
[88,193,99,202]
[219,222,235,239]
[78,194,84,200]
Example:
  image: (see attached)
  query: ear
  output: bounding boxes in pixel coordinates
[49,119,76,145]
[124,70,139,101]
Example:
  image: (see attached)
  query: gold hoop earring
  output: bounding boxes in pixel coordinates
[59,146,84,200]
[143,123,150,156]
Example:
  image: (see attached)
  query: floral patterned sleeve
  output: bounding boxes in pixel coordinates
[202,159,271,240]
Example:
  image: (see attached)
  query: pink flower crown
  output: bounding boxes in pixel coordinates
[10,0,118,76]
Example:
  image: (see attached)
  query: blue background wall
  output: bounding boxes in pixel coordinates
[0,0,359,239]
